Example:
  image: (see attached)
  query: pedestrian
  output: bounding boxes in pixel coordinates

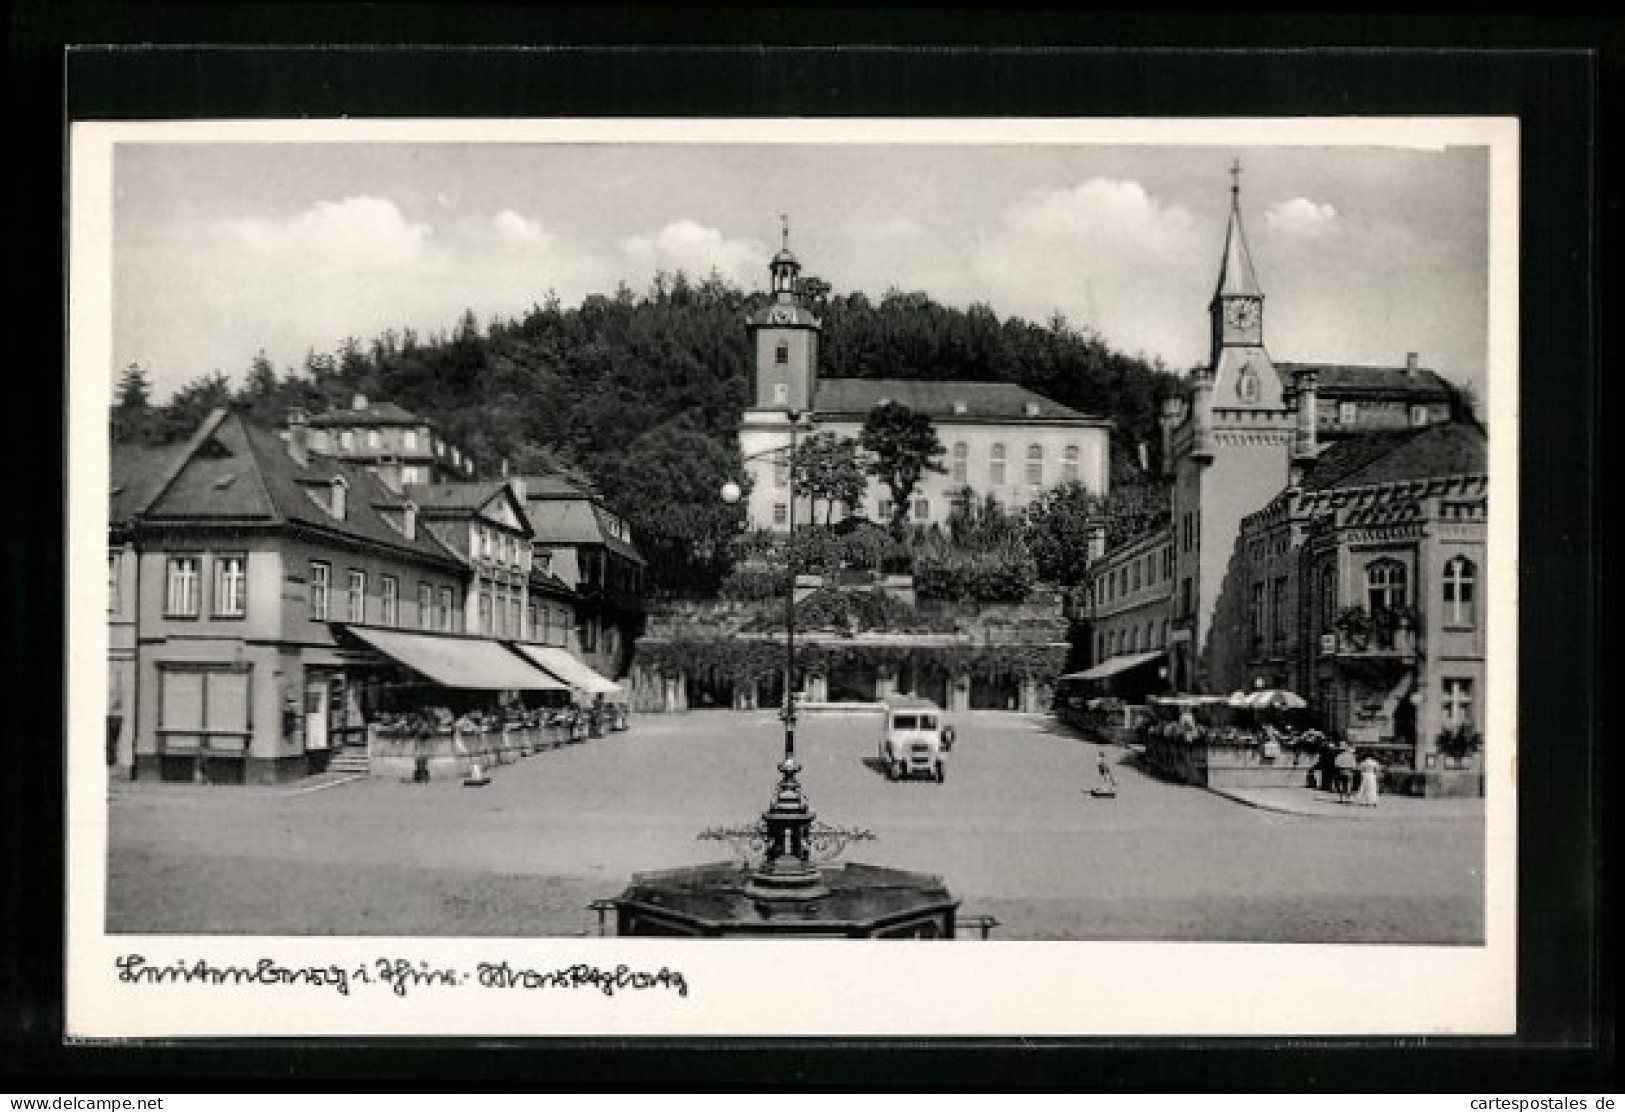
[1093,748,1118,797]
[1334,743,1358,803]
[1356,752,1382,807]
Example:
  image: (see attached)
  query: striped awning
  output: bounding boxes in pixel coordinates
[510,644,624,697]
[342,627,566,691]
[1064,650,1167,683]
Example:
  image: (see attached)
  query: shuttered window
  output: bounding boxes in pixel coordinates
[159,667,251,754]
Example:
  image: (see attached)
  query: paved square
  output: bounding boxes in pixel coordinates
[107,710,1484,942]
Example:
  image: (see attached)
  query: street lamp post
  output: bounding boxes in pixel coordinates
[720,410,828,902]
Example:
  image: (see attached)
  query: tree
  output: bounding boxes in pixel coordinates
[859,401,946,535]
[111,363,157,444]
[1023,480,1103,587]
[791,430,866,525]
[157,371,233,442]
[601,422,748,598]
[1101,478,1172,549]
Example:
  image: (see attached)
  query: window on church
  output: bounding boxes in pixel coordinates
[952,442,967,484]
[1339,400,1357,426]
[1366,558,1408,613]
[775,342,789,365]
[1442,678,1474,729]
[1063,445,1080,484]
[1026,444,1043,487]
[989,443,1006,486]
[773,503,788,527]
[1443,556,1477,626]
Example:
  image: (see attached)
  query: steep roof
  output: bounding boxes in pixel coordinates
[408,479,513,514]
[110,441,186,528]
[513,473,593,499]
[813,378,1104,424]
[1304,421,1487,493]
[305,400,431,427]
[141,410,463,567]
[1278,361,1456,401]
[1212,197,1264,301]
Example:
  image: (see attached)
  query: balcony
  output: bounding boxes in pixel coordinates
[1321,607,1421,666]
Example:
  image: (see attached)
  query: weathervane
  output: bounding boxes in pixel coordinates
[1229,159,1244,199]
[780,212,790,250]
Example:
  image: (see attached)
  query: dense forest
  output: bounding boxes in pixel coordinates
[112,271,1184,594]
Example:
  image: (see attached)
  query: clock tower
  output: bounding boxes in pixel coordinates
[747,216,822,412]
[1205,160,1283,411]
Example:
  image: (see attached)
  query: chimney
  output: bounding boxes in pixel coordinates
[287,409,309,467]
[1159,395,1183,477]
[1405,352,1418,377]
[1290,367,1320,483]
[500,458,510,479]
[1189,373,1214,460]
[352,393,369,411]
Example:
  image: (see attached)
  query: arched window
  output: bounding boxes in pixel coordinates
[1063,445,1081,484]
[990,443,1006,486]
[1026,444,1043,487]
[1443,556,1477,626]
[951,441,968,484]
[1366,558,1408,612]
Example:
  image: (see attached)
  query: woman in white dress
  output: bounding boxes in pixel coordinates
[1355,753,1382,807]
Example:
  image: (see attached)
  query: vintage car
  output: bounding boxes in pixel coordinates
[878,697,949,783]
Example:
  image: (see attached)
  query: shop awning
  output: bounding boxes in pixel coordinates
[342,627,567,691]
[1065,650,1167,683]
[510,644,625,696]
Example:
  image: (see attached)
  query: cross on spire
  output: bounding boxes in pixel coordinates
[780,213,790,249]
[1229,159,1244,201]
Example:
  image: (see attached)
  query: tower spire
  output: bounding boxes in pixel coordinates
[1213,160,1263,302]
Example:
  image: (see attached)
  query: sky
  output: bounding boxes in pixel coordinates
[111,135,1493,405]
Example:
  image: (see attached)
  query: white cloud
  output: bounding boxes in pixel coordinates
[967,178,1210,366]
[1265,197,1339,238]
[621,220,764,284]
[226,196,434,269]
[492,210,553,250]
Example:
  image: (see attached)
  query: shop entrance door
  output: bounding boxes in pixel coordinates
[304,679,330,752]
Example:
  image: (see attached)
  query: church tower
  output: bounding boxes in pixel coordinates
[746,216,822,413]
[738,217,824,530]
[1165,162,1296,694]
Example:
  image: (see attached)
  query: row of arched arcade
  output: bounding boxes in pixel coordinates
[626,634,1067,715]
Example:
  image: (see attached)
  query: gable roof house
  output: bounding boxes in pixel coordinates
[111,408,574,784]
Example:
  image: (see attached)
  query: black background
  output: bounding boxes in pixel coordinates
[5,5,1613,1093]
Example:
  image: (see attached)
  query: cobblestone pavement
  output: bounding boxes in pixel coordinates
[106,710,1486,942]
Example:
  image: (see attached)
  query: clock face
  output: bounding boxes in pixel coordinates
[768,306,794,325]
[1226,299,1260,332]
